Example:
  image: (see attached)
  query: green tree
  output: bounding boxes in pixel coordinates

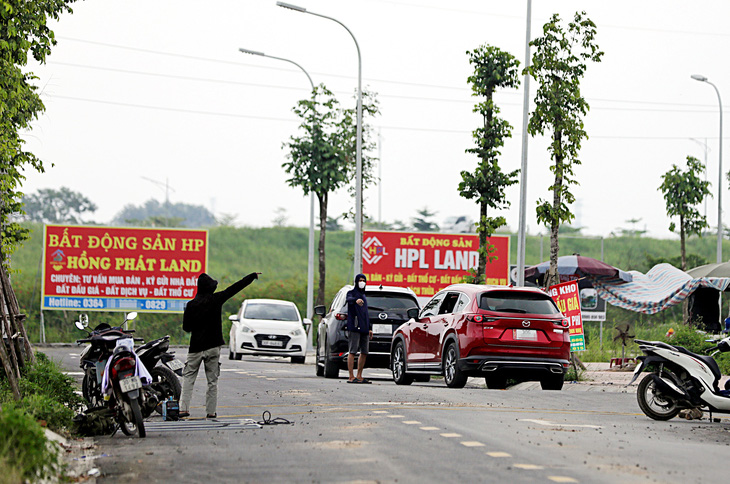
[411,207,439,232]
[659,156,711,271]
[525,12,603,288]
[1,0,77,258]
[459,44,520,283]
[282,84,379,307]
[21,187,97,224]
[112,199,215,228]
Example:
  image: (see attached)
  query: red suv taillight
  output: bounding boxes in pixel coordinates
[553,319,569,328]
[335,313,347,321]
[469,315,484,323]
[111,357,136,380]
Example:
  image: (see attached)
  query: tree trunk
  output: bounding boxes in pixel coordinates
[680,214,686,271]
[546,134,564,289]
[680,214,689,323]
[316,192,328,308]
[477,200,488,284]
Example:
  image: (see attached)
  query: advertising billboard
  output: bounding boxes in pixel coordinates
[362,231,510,298]
[42,225,208,313]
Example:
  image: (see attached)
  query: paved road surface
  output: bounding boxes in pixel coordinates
[45,346,730,483]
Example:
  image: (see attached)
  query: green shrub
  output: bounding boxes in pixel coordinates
[14,394,75,433]
[20,352,84,413]
[0,405,62,481]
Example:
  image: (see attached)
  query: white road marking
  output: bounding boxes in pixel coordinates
[419,427,439,431]
[440,433,462,438]
[460,441,485,447]
[520,419,602,429]
[548,477,578,483]
[69,353,79,357]
[486,452,511,458]
[514,464,544,470]
[402,421,422,425]
[372,411,389,414]
[387,415,405,419]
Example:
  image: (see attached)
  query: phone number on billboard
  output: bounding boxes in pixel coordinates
[82,298,105,308]
[144,300,167,310]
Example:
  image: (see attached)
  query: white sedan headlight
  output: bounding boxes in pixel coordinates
[289,328,303,337]
[240,325,256,334]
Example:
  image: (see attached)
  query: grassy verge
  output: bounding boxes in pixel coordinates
[0,351,84,481]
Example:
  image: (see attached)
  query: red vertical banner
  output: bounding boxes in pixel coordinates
[547,280,585,351]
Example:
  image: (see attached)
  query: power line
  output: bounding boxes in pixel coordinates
[45,60,729,113]
[42,93,728,140]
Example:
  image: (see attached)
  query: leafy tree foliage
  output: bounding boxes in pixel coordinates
[659,156,711,271]
[21,187,97,224]
[459,44,520,282]
[1,0,76,257]
[282,84,379,306]
[112,199,216,228]
[411,207,439,232]
[525,12,603,287]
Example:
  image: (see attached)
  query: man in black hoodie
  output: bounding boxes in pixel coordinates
[346,274,372,384]
[179,271,259,418]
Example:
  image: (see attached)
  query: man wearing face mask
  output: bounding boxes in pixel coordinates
[179,271,260,418]
[346,274,372,383]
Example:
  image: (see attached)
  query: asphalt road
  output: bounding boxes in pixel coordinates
[44,346,730,483]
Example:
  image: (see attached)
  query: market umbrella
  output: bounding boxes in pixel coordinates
[524,255,633,285]
[687,262,730,278]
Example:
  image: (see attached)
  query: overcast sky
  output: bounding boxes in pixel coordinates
[20,0,730,240]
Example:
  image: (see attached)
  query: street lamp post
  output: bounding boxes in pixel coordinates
[516,0,532,286]
[692,74,724,263]
[277,1,364,275]
[239,48,317,331]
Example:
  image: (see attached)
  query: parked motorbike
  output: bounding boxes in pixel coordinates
[630,337,730,420]
[76,312,150,437]
[76,313,183,416]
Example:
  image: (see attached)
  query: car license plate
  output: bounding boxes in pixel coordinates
[372,324,392,335]
[119,376,142,393]
[513,329,537,341]
[261,340,283,347]
[166,359,184,371]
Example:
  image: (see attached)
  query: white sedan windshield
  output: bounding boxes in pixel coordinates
[244,304,299,321]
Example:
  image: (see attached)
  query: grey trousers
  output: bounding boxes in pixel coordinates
[180,347,220,416]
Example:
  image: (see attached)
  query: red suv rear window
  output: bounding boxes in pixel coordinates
[479,291,560,315]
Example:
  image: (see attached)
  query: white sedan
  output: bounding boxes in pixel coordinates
[228,299,310,364]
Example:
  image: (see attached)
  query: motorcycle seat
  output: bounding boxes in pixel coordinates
[674,346,721,383]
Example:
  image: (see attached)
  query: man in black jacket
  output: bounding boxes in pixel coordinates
[179,271,259,418]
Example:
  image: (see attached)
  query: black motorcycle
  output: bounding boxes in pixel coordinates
[76,313,182,419]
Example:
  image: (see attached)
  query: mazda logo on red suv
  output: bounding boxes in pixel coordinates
[522,321,531,328]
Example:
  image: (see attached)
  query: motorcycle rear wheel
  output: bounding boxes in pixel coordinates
[637,372,681,421]
[82,370,104,408]
[150,365,182,401]
[120,399,146,438]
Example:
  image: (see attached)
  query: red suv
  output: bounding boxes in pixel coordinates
[391,284,570,390]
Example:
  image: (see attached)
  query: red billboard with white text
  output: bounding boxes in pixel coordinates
[42,225,208,313]
[362,231,510,298]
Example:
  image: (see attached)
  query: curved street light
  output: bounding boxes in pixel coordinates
[277,1,364,275]
[691,74,724,263]
[239,47,317,334]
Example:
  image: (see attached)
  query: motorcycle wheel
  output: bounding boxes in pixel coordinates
[150,365,182,401]
[82,370,104,408]
[120,399,147,438]
[637,372,681,421]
